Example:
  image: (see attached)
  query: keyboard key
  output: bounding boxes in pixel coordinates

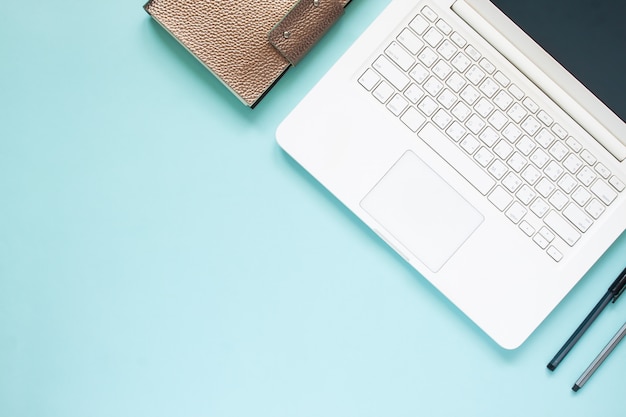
[536,177,556,198]
[424,27,444,47]
[591,180,618,205]
[558,174,578,194]
[539,227,555,243]
[474,97,494,118]
[418,96,438,116]
[503,123,522,142]
[507,152,527,173]
[523,97,539,113]
[580,149,597,165]
[544,161,564,181]
[421,6,438,22]
[507,103,528,123]
[432,60,452,79]
[488,159,508,180]
[467,65,486,85]
[409,15,429,35]
[480,78,500,98]
[549,190,568,210]
[576,166,597,187]
[547,246,563,262]
[419,123,496,195]
[460,135,480,154]
[508,84,524,100]
[418,48,439,67]
[438,89,457,109]
[480,127,499,147]
[521,165,542,185]
[516,136,536,156]
[465,45,481,61]
[479,58,496,74]
[397,28,425,55]
[544,211,581,246]
[563,154,583,174]
[452,53,472,72]
[537,110,553,126]
[410,64,430,84]
[533,233,549,249]
[503,172,523,192]
[521,116,541,135]
[549,142,569,161]
[563,203,593,232]
[494,71,510,87]
[450,32,467,47]
[516,185,536,205]
[432,108,453,129]
[519,220,535,236]
[465,114,486,134]
[609,175,625,192]
[488,110,507,130]
[424,76,444,96]
[373,81,394,103]
[400,107,426,132]
[594,163,611,179]
[566,137,583,152]
[437,40,458,60]
[572,186,592,206]
[446,121,467,142]
[404,84,424,104]
[494,90,513,110]
[385,42,415,71]
[373,56,409,90]
[494,140,514,159]
[530,198,550,218]
[489,186,513,211]
[474,147,494,167]
[551,123,567,139]
[506,202,527,224]
[585,199,605,219]
[436,19,452,35]
[452,102,471,121]
[446,72,466,92]
[535,129,555,148]
[387,94,408,116]
[530,148,550,169]
[359,69,380,91]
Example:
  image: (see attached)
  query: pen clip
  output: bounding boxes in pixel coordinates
[609,267,626,303]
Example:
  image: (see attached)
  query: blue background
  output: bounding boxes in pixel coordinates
[1,1,625,416]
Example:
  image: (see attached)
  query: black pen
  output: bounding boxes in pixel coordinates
[572,321,626,392]
[547,266,626,371]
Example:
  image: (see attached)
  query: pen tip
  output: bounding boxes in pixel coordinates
[547,363,556,371]
[572,384,580,392]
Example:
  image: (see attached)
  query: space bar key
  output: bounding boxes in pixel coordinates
[418,123,495,195]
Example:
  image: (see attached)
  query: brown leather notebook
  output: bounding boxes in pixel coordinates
[144,0,351,107]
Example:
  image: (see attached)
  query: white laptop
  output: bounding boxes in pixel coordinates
[276,0,626,349]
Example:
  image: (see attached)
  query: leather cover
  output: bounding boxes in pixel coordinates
[144,0,351,107]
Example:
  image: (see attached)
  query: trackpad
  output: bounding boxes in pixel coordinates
[360,151,483,272]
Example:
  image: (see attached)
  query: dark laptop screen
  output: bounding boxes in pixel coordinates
[491,0,626,122]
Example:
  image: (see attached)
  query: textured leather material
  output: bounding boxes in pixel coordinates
[269,0,344,66]
[144,0,351,107]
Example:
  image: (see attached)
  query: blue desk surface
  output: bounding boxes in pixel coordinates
[1,1,625,416]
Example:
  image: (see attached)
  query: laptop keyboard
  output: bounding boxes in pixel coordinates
[357,5,625,262]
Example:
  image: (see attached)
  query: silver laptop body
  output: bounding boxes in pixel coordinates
[276,0,626,348]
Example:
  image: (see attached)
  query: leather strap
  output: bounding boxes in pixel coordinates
[269,0,350,65]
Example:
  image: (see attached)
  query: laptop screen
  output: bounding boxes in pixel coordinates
[491,0,626,123]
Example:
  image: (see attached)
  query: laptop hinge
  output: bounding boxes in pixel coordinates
[452,0,626,162]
